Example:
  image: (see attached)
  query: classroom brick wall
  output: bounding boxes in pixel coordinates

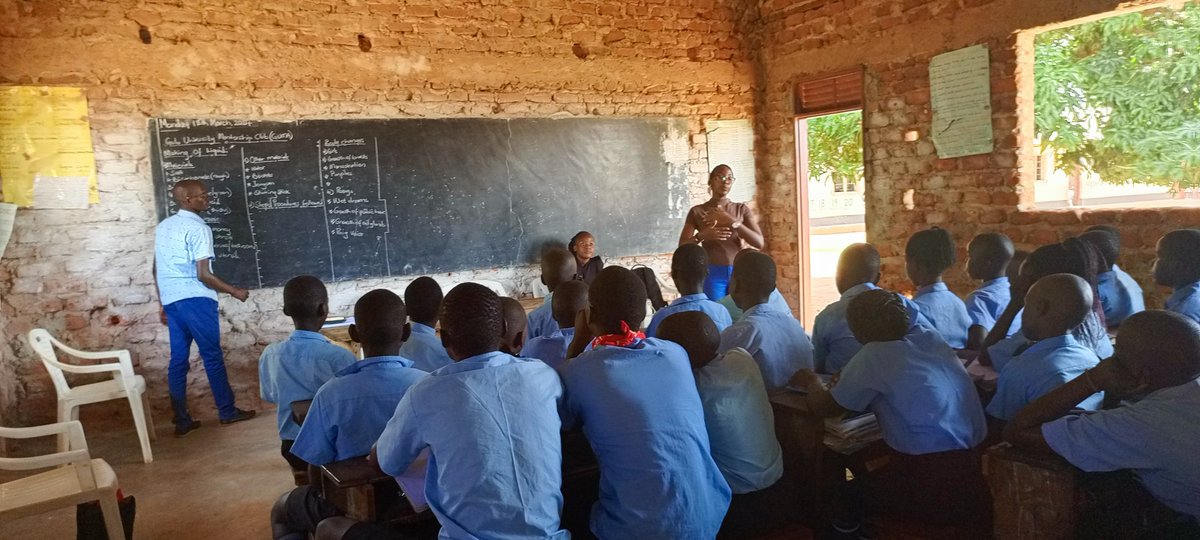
[754,0,1199,316]
[0,0,756,432]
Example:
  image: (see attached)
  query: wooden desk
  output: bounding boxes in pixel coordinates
[768,391,828,527]
[319,456,422,523]
[985,444,1082,540]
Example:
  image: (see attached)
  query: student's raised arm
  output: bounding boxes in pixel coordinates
[980,273,1034,365]
[1004,360,1128,453]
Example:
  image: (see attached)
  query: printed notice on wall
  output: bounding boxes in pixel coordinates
[704,119,756,202]
[0,202,15,258]
[0,86,99,207]
[929,45,994,159]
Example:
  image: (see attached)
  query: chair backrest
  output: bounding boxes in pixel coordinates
[27,329,73,397]
[529,277,549,298]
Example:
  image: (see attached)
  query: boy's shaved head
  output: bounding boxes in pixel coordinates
[847,289,910,344]
[283,275,328,320]
[1079,230,1119,269]
[1021,274,1093,341]
[1116,310,1200,393]
[404,277,443,326]
[499,297,528,355]
[730,251,776,309]
[1154,229,1200,287]
[552,279,589,328]
[835,243,881,294]
[656,311,720,370]
[441,283,502,359]
[589,266,647,333]
[353,289,408,350]
[171,179,204,203]
[541,247,577,292]
[671,243,709,294]
[967,233,1014,281]
[1086,224,1121,251]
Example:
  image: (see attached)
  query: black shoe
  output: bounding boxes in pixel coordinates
[174,420,202,437]
[220,408,257,425]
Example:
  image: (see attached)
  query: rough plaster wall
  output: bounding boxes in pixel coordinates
[0,0,757,430]
[755,0,1198,313]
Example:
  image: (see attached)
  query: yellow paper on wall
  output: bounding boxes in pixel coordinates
[0,86,99,207]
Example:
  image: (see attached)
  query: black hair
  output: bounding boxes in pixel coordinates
[838,243,881,285]
[589,266,647,332]
[732,251,777,298]
[404,276,443,325]
[905,227,957,274]
[671,243,709,287]
[541,246,577,291]
[1086,224,1121,252]
[1027,238,1106,326]
[1079,230,1119,269]
[353,289,407,348]
[500,296,528,335]
[1159,229,1200,284]
[846,289,910,343]
[441,283,502,358]
[656,311,720,369]
[283,275,327,319]
[568,231,593,256]
[552,279,589,327]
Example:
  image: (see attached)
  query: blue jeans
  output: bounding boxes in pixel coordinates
[164,297,237,422]
[704,264,734,301]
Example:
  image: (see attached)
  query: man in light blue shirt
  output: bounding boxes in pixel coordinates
[258,276,356,475]
[374,283,569,540]
[987,275,1102,421]
[563,267,730,540]
[1082,228,1145,327]
[646,243,733,337]
[1006,310,1200,530]
[1155,229,1200,324]
[522,280,587,371]
[398,277,452,372]
[271,289,427,540]
[718,252,813,392]
[528,247,577,340]
[812,243,932,374]
[907,227,972,348]
[964,233,1015,350]
[153,180,255,434]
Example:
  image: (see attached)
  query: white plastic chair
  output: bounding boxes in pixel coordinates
[528,277,550,299]
[28,329,155,464]
[0,420,125,539]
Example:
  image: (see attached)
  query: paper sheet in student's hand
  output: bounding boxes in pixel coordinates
[396,448,430,513]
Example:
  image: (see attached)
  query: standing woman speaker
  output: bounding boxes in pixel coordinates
[677,165,765,300]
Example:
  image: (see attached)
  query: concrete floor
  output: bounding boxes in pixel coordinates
[1,411,292,539]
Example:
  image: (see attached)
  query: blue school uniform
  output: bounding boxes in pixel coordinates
[965,277,1010,332]
[694,348,783,494]
[645,293,734,337]
[718,288,792,322]
[1042,377,1200,519]
[986,334,1102,421]
[811,283,934,374]
[290,356,427,465]
[522,327,575,371]
[563,338,731,540]
[527,293,559,340]
[376,352,569,540]
[911,282,972,349]
[258,330,356,440]
[831,327,987,455]
[1165,281,1200,324]
[398,322,452,373]
[1097,265,1145,326]
[718,301,814,392]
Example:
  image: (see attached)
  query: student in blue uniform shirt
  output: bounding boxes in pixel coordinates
[522,279,587,371]
[646,243,733,337]
[1082,226,1144,328]
[271,289,428,540]
[987,274,1103,422]
[906,227,972,348]
[528,246,578,340]
[1007,310,1200,535]
[498,296,528,356]
[258,276,356,478]
[812,243,932,375]
[791,289,990,535]
[964,232,1015,350]
[398,276,452,372]
[657,311,785,539]
[1154,229,1200,324]
[718,287,791,322]
[355,283,569,540]
[718,251,813,392]
[563,266,731,540]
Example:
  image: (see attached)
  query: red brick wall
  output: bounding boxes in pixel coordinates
[755,0,1196,317]
[0,0,756,429]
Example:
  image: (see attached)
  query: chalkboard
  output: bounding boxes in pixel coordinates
[149,117,691,289]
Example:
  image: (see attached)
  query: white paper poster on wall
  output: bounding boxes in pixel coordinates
[929,44,994,158]
[704,119,756,202]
